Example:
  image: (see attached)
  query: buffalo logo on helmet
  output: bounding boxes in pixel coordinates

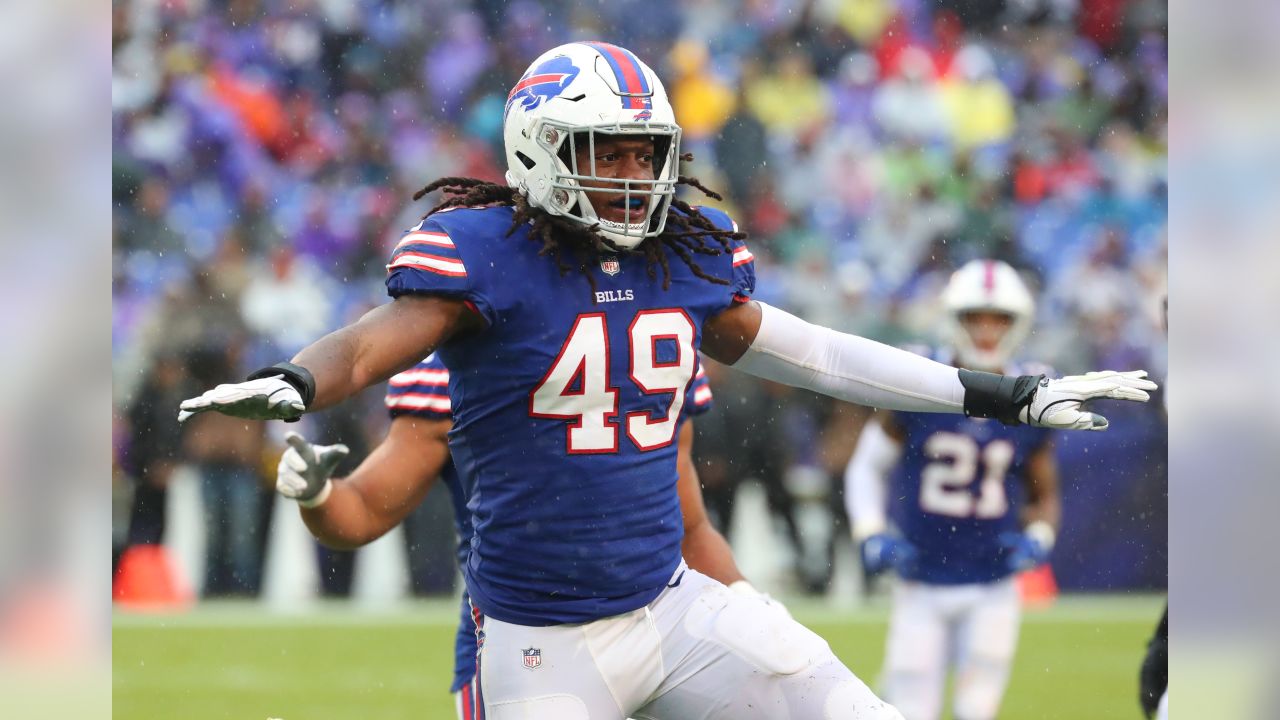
[521,647,542,670]
[506,56,580,115]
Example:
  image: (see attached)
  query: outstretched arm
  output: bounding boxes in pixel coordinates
[282,416,453,550]
[702,300,1155,430]
[179,295,481,421]
[676,421,745,586]
[294,296,480,411]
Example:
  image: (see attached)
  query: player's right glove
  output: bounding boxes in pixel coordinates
[178,362,315,423]
[276,431,349,508]
[860,533,918,577]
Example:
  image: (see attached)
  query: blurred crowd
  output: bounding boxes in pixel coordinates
[111,0,1167,597]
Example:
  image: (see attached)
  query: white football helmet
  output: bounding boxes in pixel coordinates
[502,42,682,249]
[940,259,1035,372]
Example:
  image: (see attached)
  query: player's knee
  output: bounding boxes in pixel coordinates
[822,679,906,720]
[487,694,591,720]
[690,587,832,676]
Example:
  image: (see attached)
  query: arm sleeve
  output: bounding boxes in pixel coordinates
[843,419,903,541]
[732,302,966,414]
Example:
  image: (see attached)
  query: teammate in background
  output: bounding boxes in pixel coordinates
[180,42,1153,718]
[275,354,750,719]
[845,260,1061,720]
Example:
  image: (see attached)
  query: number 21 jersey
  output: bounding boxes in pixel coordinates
[890,376,1053,585]
[385,204,753,625]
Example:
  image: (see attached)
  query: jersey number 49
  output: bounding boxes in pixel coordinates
[530,310,696,454]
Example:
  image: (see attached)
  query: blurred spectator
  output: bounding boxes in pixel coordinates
[830,52,880,137]
[713,82,769,207]
[117,177,183,255]
[120,352,192,549]
[182,345,270,597]
[745,49,832,140]
[239,246,337,356]
[939,44,1017,150]
[669,39,736,142]
[871,47,949,145]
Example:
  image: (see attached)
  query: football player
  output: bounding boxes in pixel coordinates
[845,260,1060,720]
[274,355,743,719]
[180,42,1154,718]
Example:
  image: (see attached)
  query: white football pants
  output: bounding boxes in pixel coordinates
[473,561,903,719]
[881,578,1020,720]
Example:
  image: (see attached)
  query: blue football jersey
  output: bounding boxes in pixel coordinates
[386,204,752,626]
[887,358,1054,585]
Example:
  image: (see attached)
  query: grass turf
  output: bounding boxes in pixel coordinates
[113,595,1162,719]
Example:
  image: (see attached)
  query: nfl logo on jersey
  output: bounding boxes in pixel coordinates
[600,255,621,276]
[522,647,542,670]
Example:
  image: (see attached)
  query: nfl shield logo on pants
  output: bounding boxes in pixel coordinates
[522,647,542,670]
[600,255,620,276]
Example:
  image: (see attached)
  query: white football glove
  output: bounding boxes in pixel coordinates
[178,375,305,423]
[276,431,349,508]
[1022,370,1157,430]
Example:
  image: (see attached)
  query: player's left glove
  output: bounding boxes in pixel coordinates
[960,369,1157,431]
[276,431,349,508]
[999,521,1056,573]
[1021,371,1157,430]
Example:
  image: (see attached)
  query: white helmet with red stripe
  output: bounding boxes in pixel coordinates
[502,42,681,250]
[941,259,1035,371]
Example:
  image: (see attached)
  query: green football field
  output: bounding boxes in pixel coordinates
[113,594,1163,719]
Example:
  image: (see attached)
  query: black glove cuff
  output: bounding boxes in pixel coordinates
[247,362,316,408]
[958,369,1043,425]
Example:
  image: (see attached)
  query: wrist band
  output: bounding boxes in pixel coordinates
[248,362,316,407]
[958,369,1042,425]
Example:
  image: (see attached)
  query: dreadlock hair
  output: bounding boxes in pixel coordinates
[411,154,746,300]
